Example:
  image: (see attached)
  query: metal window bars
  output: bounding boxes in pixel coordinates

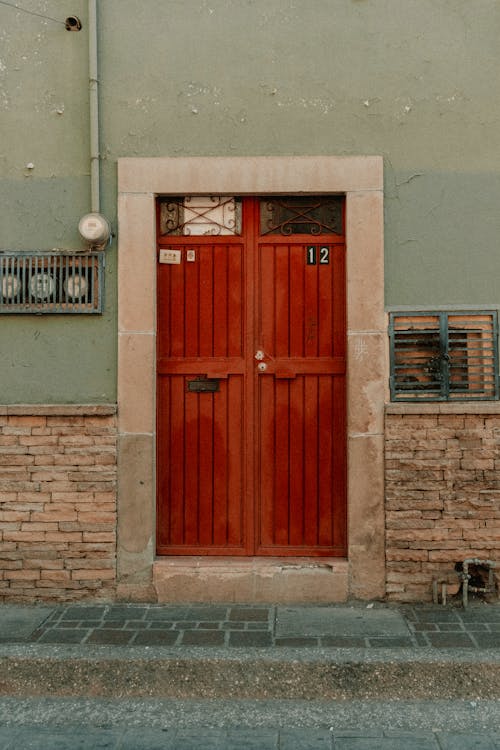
[0,252,104,314]
[259,196,344,236]
[159,197,242,236]
[389,311,499,401]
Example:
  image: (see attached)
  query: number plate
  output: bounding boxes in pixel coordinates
[306,246,330,265]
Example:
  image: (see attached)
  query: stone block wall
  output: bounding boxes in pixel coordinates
[0,406,117,602]
[385,406,500,602]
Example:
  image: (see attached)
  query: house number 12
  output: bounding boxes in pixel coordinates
[306,246,330,265]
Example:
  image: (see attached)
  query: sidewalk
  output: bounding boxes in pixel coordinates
[2,600,500,649]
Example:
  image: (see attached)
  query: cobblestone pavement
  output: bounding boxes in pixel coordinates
[14,602,500,648]
[0,724,500,749]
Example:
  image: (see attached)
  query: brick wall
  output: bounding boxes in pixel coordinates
[0,406,117,602]
[3,402,499,604]
[385,407,500,601]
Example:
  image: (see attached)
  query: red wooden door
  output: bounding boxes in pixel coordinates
[157,196,346,556]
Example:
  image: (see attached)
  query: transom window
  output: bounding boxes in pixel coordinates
[159,195,344,237]
[260,196,343,236]
[159,197,242,236]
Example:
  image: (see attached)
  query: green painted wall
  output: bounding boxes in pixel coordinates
[1,0,500,402]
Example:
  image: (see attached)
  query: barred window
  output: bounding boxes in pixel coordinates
[389,312,499,401]
[0,252,104,314]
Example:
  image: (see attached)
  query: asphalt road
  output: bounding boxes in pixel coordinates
[0,698,500,749]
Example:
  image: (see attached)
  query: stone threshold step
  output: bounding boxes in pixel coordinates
[149,557,349,604]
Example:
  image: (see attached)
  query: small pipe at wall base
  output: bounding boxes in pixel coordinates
[89,0,100,213]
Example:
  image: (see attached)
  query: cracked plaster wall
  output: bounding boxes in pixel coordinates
[1,0,500,400]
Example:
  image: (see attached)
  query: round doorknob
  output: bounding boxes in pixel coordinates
[258,362,267,372]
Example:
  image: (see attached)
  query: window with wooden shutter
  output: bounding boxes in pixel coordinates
[389,311,499,401]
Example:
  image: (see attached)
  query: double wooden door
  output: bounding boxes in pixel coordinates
[156,196,346,556]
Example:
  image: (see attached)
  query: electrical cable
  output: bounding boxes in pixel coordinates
[0,0,66,26]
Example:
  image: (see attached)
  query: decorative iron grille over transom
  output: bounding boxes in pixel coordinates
[260,196,343,236]
[159,196,242,236]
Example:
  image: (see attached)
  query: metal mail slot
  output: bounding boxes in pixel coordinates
[187,378,220,393]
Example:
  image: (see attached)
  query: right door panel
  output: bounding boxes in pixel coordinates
[256,237,347,556]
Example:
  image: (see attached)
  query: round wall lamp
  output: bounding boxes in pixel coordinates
[78,213,111,248]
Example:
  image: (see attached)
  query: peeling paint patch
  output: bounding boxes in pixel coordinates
[132,95,158,113]
[178,81,224,113]
[276,96,335,115]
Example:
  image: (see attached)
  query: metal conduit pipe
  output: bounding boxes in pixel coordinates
[79,0,110,248]
[88,0,100,213]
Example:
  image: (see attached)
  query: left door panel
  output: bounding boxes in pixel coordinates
[157,240,248,554]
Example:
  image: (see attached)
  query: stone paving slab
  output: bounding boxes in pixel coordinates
[275,606,410,637]
[0,606,54,642]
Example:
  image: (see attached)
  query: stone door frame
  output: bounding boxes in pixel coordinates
[116,156,386,600]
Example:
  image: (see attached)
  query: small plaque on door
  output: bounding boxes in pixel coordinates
[159,249,182,265]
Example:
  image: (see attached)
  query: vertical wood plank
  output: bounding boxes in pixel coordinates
[257,376,275,547]
[213,379,229,545]
[227,375,244,545]
[273,380,290,545]
[156,267,170,359]
[156,376,170,547]
[318,375,334,546]
[228,245,244,357]
[183,386,199,545]
[184,251,200,357]
[318,252,334,357]
[332,374,347,548]
[288,376,305,545]
[259,244,275,355]
[213,244,228,357]
[168,264,186,357]
[289,246,305,357]
[198,390,214,545]
[275,245,290,357]
[303,375,319,547]
[304,257,319,357]
[168,375,186,544]
[198,245,214,358]
[332,243,346,356]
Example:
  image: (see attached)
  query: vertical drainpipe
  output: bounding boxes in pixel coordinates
[88,0,100,213]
